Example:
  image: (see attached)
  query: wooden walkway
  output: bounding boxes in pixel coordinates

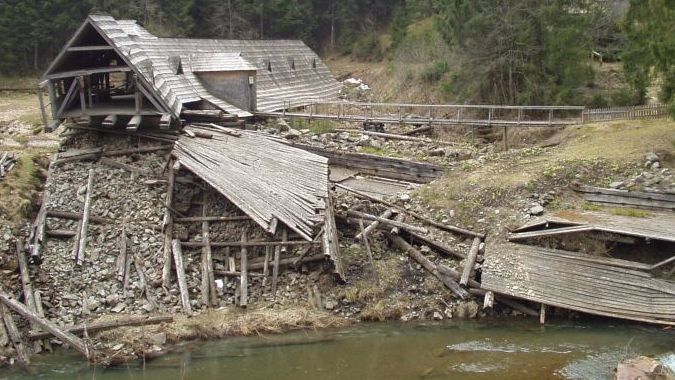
[481,243,675,326]
[256,101,585,128]
[509,211,675,244]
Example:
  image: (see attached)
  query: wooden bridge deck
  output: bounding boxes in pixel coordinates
[255,101,585,128]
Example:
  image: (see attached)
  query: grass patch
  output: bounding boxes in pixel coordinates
[582,202,604,211]
[288,118,336,134]
[0,76,37,90]
[610,208,651,218]
[0,153,45,223]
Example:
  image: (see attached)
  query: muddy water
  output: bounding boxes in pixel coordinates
[4,319,674,380]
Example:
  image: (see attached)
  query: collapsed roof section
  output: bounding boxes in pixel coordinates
[42,14,341,122]
[172,125,329,241]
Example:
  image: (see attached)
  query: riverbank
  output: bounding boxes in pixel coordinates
[1,90,674,369]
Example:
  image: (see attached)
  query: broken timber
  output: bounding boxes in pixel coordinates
[171,239,192,315]
[0,290,95,360]
[481,244,675,325]
[294,143,442,183]
[573,185,675,211]
[389,234,468,299]
[29,316,173,340]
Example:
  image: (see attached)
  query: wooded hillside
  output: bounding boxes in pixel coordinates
[0,0,673,114]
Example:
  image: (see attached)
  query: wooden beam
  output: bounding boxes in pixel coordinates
[75,169,95,266]
[0,290,93,360]
[56,78,79,118]
[46,66,131,80]
[67,45,115,52]
[127,115,142,132]
[174,215,250,223]
[102,115,117,128]
[0,302,30,365]
[359,219,378,283]
[346,210,428,234]
[47,80,58,120]
[389,234,468,299]
[15,241,41,353]
[460,237,482,286]
[46,210,113,224]
[181,240,317,248]
[171,239,192,315]
[78,76,86,113]
[162,162,176,288]
[335,183,484,239]
[201,192,217,307]
[355,209,394,240]
[239,232,248,308]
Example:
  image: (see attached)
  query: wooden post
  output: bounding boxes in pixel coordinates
[460,237,482,286]
[263,246,271,287]
[271,245,281,296]
[239,232,248,308]
[78,76,86,112]
[47,80,58,119]
[76,169,95,266]
[0,304,8,348]
[0,303,30,365]
[358,219,378,284]
[86,76,93,108]
[503,127,509,152]
[355,209,394,240]
[483,291,494,309]
[201,192,217,307]
[37,85,49,128]
[171,239,192,315]
[540,303,546,325]
[162,161,177,288]
[0,290,94,360]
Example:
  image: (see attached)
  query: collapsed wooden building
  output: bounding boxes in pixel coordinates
[38,14,341,130]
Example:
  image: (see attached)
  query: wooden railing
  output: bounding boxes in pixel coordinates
[256,100,586,128]
[582,104,669,122]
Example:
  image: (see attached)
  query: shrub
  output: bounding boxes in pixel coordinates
[352,33,383,62]
[419,60,449,83]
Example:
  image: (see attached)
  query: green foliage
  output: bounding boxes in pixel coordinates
[623,0,675,115]
[391,6,409,48]
[434,0,602,105]
[419,60,449,83]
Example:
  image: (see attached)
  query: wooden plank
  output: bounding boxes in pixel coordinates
[271,245,281,296]
[46,210,113,224]
[162,162,176,288]
[75,169,95,266]
[181,240,318,248]
[0,290,94,360]
[460,237,482,286]
[102,115,117,128]
[355,209,394,240]
[323,194,344,279]
[0,302,30,365]
[67,45,115,52]
[346,210,428,234]
[171,239,192,315]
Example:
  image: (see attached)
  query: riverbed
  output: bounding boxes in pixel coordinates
[3,319,674,380]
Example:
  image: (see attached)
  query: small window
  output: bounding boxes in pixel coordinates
[267,60,272,72]
[312,58,317,69]
[169,56,183,75]
[288,57,295,70]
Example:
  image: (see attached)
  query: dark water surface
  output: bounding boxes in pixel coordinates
[3,319,674,380]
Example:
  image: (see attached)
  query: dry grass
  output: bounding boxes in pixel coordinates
[609,207,652,218]
[338,256,402,304]
[99,306,349,348]
[0,153,46,223]
[420,120,675,214]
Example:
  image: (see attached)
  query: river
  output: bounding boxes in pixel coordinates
[3,319,674,380]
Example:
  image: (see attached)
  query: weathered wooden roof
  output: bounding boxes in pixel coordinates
[186,53,257,72]
[84,15,340,117]
[482,243,675,325]
[509,210,675,243]
[172,125,329,240]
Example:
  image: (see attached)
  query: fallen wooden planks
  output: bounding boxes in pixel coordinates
[481,244,675,325]
[336,183,484,239]
[0,152,17,180]
[75,169,95,266]
[162,161,177,288]
[573,185,675,211]
[0,290,95,360]
[293,143,443,183]
[346,210,428,234]
[389,234,468,299]
[173,126,328,241]
[334,128,458,146]
[459,237,482,286]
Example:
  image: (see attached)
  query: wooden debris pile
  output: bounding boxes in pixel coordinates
[0,152,17,180]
